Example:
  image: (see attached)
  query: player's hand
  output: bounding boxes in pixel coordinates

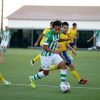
[72,49,77,56]
[34,42,38,47]
[87,39,90,43]
[53,50,61,54]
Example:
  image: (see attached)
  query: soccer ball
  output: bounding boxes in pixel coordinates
[60,82,70,93]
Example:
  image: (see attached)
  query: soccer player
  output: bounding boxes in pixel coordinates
[29,20,69,89]
[31,21,54,65]
[58,22,87,84]
[0,26,11,63]
[67,23,78,60]
[0,73,11,85]
[87,30,100,50]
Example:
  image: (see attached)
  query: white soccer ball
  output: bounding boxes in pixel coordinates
[60,82,70,93]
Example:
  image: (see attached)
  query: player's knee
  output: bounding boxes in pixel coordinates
[58,61,66,69]
[43,70,49,76]
[65,60,71,65]
[39,68,43,72]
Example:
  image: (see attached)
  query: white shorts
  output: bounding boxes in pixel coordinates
[40,54,63,70]
[96,41,100,47]
[0,40,8,47]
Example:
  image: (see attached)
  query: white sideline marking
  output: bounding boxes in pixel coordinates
[9,83,100,90]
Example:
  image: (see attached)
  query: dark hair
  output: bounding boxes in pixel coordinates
[50,21,54,25]
[73,23,77,26]
[53,20,62,28]
[62,22,69,27]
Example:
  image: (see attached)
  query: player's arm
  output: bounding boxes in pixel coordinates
[43,45,61,54]
[87,36,94,43]
[59,38,71,42]
[67,44,77,55]
[43,33,60,54]
[34,33,44,46]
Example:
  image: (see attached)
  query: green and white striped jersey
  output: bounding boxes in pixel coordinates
[94,30,100,42]
[41,30,60,56]
[0,31,11,42]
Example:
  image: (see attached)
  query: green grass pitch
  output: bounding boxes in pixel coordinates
[0,48,100,100]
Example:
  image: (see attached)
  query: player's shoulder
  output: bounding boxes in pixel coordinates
[43,28,51,32]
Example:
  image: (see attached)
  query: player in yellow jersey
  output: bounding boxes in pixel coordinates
[67,23,78,60]
[0,73,11,85]
[31,21,53,65]
[58,22,87,84]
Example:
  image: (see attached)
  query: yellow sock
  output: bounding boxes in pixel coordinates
[0,73,5,81]
[32,54,40,62]
[49,65,57,71]
[71,70,81,81]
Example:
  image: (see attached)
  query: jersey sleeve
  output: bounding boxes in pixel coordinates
[43,32,52,45]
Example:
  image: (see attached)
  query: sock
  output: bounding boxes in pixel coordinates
[0,73,5,81]
[60,69,67,84]
[71,70,81,81]
[31,71,45,80]
[49,65,57,71]
[32,54,40,62]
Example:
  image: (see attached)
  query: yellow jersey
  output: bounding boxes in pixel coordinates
[58,33,69,51]
[40,28,51,46]
[67,28,77,43]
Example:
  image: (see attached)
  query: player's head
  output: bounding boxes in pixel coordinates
[50,21,54,29]
[53,20,62,34]
[61,22,69,33]
[72,23,77,29]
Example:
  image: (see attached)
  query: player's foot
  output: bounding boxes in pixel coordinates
[79,79,87,84]
[29,76,35,88]
[30,81,36,88]
[30,60,34,66]
[3,80,11,85]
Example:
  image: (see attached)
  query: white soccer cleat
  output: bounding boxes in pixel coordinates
[3,80,11,85]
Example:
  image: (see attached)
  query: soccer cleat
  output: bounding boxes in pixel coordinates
[3,80,11,85]
[29,76,35,88]
[79,79,87,84]
[30,81,36,88]
[30,60,34,66]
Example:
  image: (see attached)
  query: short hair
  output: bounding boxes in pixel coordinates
[53,20,62,28]
[73,23,77,26]
[62,22,69,27]
[50,21,54,25]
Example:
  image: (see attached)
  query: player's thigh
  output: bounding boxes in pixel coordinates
[52,54,63,65]
[40,56,52,70]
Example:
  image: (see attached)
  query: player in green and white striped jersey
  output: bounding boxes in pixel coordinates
[0,26,11,63]
[87,30,100,50]
[29,20,69,90]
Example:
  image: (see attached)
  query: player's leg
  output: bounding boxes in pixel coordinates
[53,54,67,84]
[31,54,40,65]
[0,46,4,63]
[29,56,51,88]
[68,41,77,60]
[62,51,87,84]
[0,73,11,85]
